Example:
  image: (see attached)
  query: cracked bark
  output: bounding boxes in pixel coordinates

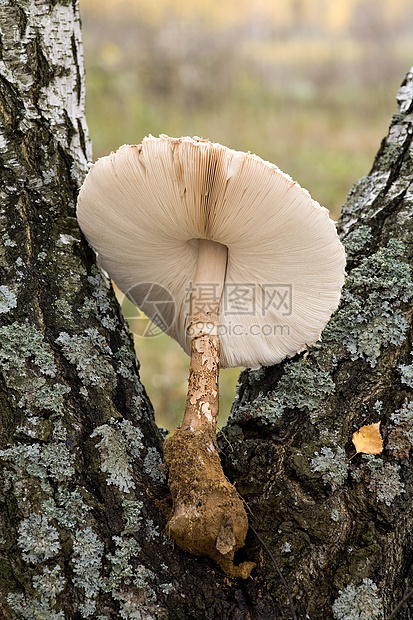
[0,2,412,618]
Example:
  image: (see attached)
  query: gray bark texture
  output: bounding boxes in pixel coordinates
[0,1,412,618]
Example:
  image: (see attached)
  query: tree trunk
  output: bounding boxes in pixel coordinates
[0,2,412,618]
[220,70,413,619]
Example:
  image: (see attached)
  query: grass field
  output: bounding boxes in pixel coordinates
[80,0,413,430]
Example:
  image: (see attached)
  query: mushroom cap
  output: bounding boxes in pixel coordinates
[77,135,345,368]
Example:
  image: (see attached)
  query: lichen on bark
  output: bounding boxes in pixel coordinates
[0,1,171,617]
[220,66,413,618]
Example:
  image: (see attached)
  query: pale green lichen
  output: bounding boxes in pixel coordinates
[145,519,161,540]
[0,284,17,313]
[91,419,144,493]
[332,578,384,619]
[18,378,46,408]
[0,444,48,490]
[70,161,81,181]
[103,536,142,593]
[78,297,96,318]
[42,170,55,185]
[277,359,335,410]
[101,315,117,330]
[103,536,161,620]
[231,359,334,426]
[310,446,349,490]
[122,499,143,534]
[229,390,285,425]
[248,367,265,385]
[0,322,57,376]
[323,239,412,366]
[17,514,60,564]
[119,419,145,458]
[14,415,48,442]
[378,142,403,169]
[113,588,160,620]
[280,542,291,554]
[399,363,413,387]
[55,298,73,319]
[32,564,66,600]
[2,231,17,247]
[391,400,413,425]
[88,270,111,314]
[72,527,104,618]
[79,267,123,333]
[132,393,144,416]
[42,487,92,529]
[34,382,71,414]
[390,401,413,433]
[56,328,116,388]
[345,238,411,297]
[347,310,408,366]
[160,583,174,595]
[0,441,75,484]
[365,456,405,506]
[92,425,135,493]
[6,592,64,619]
[342,225,372,259]
[144,447,165,483]
[37,443,76,481]
[53,418,72,442]
[115,345,138,382]
[388,401,413,458]
[331,509,340,522]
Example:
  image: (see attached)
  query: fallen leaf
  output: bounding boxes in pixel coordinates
[352,422,383,455]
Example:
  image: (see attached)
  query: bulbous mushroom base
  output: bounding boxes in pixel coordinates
[163,424,255,579]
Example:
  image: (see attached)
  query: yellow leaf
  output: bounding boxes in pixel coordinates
[352,422,383,455]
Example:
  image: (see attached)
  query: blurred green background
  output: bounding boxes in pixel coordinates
[80,0,413,431]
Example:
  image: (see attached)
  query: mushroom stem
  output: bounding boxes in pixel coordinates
[191,239,228,321]
[163,239,255,578]
[181,333,220,430]
[181,239,227,430]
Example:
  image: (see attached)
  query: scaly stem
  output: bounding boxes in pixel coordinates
[164,239,255,577]
[181,239,228,430]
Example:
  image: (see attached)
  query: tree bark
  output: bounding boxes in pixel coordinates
[220,69,413,619]
[0,2,412,618]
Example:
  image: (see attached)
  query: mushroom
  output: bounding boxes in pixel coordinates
[77,135,346,578]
